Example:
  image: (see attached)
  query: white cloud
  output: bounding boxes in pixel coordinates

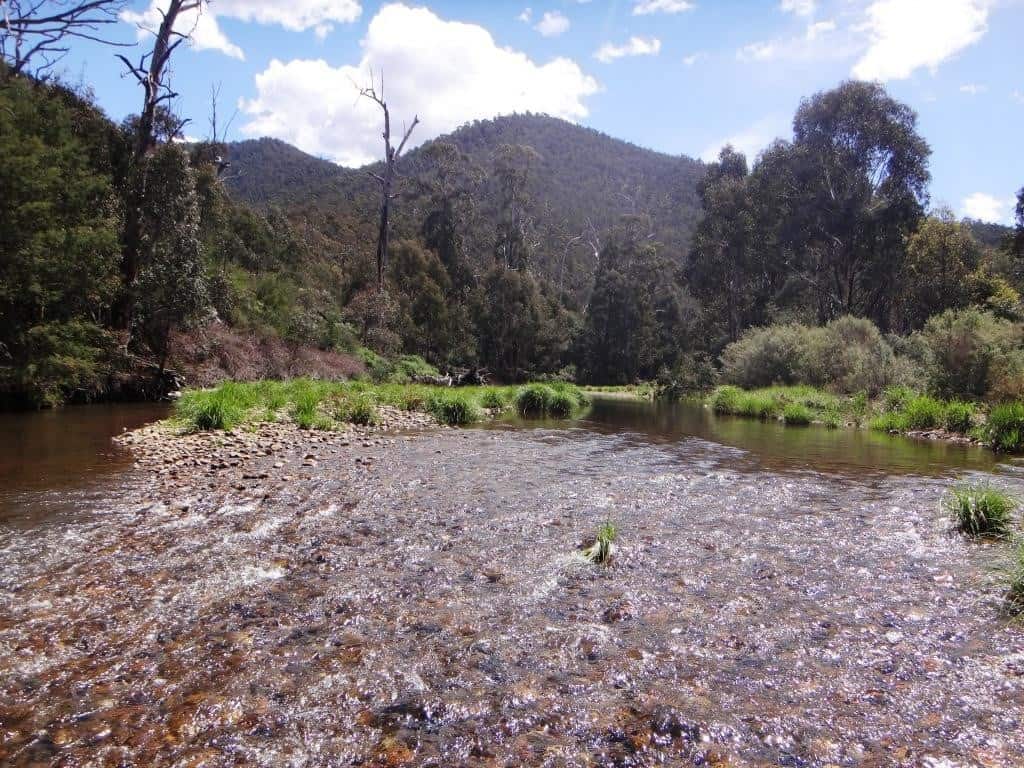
[632,0,695,15]
[959,83,987,94]
[852,0,989,82]
[240,4,600,167]
[121,0,362,59]
[805,20,835,40]
[1014,90,1024,104]
[700,116,788,163]
[780,0,815,15]
[682,52,704,66]
[535,10,570,37]
[595,36,661,63]
[737,41,778,61]
[518,7,532,22]
[961,192,1015,223]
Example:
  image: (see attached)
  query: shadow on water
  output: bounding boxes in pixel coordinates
[497,394,1006,479]
[0,402,170,526]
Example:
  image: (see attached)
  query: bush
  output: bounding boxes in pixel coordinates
[882,386,916,413]
[802,316,897,396]
[720,323,808,389]
[987,402,1024,452]
[516,384,554,417]
[921,308,1022,399]
[16,321,114,407]
[944,401,975,434]
[428,393,480,426]
[782,403,812,425]
[944,484,1016,537]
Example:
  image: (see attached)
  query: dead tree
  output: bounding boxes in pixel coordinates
[114,0,201,331]
[0,0,128,77]
[359,73,418,293]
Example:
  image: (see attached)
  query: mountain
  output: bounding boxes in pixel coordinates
[223,114,706,301]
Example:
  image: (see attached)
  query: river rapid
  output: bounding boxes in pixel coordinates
[1,398,1023,767]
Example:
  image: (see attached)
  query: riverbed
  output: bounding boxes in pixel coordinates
[1,398,1022,766]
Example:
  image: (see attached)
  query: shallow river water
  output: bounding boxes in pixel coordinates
[1,398,1023,767]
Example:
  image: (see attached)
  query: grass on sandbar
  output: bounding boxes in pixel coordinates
[581,521,617,564]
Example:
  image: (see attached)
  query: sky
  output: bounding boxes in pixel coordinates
[49,0,1024,224]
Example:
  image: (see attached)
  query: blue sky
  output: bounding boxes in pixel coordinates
[51,0,1024,223]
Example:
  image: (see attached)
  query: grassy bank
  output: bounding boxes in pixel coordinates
[581,383,656,399]
[704,383,1024,452]
[173,379,589,432]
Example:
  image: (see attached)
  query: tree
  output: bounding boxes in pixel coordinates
[115,0,203,331]
[0,0,127,77]
[785,81,931,326]
[493,143,542,270]
[359,73,418,293]
[897,209,980,330]
[686,146,756,343]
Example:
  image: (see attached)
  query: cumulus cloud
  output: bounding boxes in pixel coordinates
[780,0,815,15]
[682,52,704,66]
[737,41,778,61]
[632,0,695,15]
[594,36,661,63]
[240,4,600,167]
[121,0,362,58]
[961,193,1015,224]
[535,10,570,37]
[518,7,533,22]
[805,20,835,40]
[852,0,989,82]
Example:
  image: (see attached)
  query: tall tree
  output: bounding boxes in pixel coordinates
[115,0,202,331]
[0,0,127,77]
[492,143,541,271]
[786,80,931,326]
[359,73,418,293]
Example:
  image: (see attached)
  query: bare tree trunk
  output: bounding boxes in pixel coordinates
[359,73,418,293]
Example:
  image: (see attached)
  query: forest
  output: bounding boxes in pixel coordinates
[1,15,1022,408]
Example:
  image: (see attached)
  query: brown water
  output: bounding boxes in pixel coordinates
[1,398,1023,766]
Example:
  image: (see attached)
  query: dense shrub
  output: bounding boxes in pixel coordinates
[719,317,901,395]
[987,403,1024,453]
[921,309,1022,400]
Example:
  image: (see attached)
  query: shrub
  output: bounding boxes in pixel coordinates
[921,308,1022,399]
[802,316,897,396]
[882,386,916,413]
[428,393,480,426]
[516,384,554,417]
[944,484,1016,537]
[782,403,812,425]
[720,323,809,389]
[822,408,843,429]
[901,395,945,430]
[17,321,114,407]
[987,402,1024,452]
[944,401,975,434]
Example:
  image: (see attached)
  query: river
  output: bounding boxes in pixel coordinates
[1,397,1022,766]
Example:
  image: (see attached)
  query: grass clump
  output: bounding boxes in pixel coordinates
[782,403,812,425]
[547,390,578,418]
[943,401,975,434]
[480,389,508,410]
[987,402,1024,453]
[427,392,480,426]
[516,384,554,417]
[581,521,617,565]
[944,484,1016,537]
[176,382,259,431]
[902,395,946,430]
[869,411,908,432]
[331,392,378,425]
[1007,541,1024,615]
[709,385,743,415]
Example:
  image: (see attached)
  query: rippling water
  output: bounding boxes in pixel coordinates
[1,398,1022,766]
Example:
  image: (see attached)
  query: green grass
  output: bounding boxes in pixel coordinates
[944,401,975,434]
[514,383,588,419]
[782,403,812,425]
[176,382,261,431]
[987,403,1024,453]
[581,521,617,564]
[1007,540,1024,616]
[516,384,554,416]
[944,484,1016,537]
[480,389,507,410]
[902,395,946,430]
[427,392,481,426]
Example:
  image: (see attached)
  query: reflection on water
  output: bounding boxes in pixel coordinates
[575,395,1004,478]
[0,402,170,526]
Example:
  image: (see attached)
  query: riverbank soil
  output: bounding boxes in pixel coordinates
[1,421,1023,766]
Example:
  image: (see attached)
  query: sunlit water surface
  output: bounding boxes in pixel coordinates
[1,397,1022,766]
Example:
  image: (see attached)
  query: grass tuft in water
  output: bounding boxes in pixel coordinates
[427,392,480,426]
[516,384,554,416]
[782,403,812,425]
[581,521,617,565]
[944,484,1016,537]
